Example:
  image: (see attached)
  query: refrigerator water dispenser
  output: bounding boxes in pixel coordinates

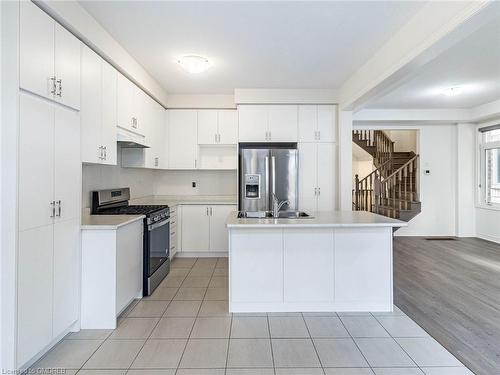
[245,174,261,199]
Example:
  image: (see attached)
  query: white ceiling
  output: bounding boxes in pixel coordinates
[366,17,500,109]
[79,1,425,94]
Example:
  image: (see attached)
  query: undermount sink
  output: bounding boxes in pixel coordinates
[237,210,313,219]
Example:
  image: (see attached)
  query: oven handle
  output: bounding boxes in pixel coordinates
[148,218,170,231]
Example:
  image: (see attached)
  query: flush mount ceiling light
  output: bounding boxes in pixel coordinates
[177,55,211,74]
[441,86,463,97]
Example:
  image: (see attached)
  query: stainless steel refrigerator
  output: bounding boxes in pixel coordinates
[239,143,298,212]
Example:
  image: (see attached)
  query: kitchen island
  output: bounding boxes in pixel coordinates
[226,211,406,313]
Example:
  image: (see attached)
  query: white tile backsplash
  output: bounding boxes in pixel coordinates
[153,169,237,196]
[83,154,237,208]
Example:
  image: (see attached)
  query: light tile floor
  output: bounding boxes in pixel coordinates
[34,257,473,375]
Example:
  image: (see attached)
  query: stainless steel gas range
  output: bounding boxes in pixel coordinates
[91,188,170,296]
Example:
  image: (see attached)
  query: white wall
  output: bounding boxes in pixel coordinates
[475,117,500,243]
[388,130,417,153]
[154,170,237,196]
[352,161,374,184]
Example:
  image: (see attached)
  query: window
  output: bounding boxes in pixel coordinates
[480,126,500,207]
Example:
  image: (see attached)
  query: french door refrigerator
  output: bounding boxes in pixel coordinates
[239,143,298,212]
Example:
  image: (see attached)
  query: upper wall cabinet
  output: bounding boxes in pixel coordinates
[168,110,198,169]
[81,45,117,165]
[198,110,238,145]
[298,105,337,142]
[20,1,80,110]
[116,73,147,136]
[238,105,298,142]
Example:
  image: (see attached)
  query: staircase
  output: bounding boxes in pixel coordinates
[352,130,421,222]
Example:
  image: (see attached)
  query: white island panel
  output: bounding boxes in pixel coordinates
[334,227,393,311]
[284,228,334,303]
[230,229,283,303]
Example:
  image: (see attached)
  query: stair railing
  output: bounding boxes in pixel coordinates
[375,155,419,218]
[353,159,392,212]
[353,129,394,173]
[374,130,394,169]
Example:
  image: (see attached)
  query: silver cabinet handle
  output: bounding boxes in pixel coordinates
[49,77,57,95]
[218,133,221,143]
[317,130,321,140]
[268,131,271,141]
[56,200,62,217]
[210,207,213,216]
[318,187,321,195]
[206,207,209,216]
[214,133,217,143]
[50,201,56,218]
[56,79,62,97]
[98,146,102,160]
[314,188,317,196]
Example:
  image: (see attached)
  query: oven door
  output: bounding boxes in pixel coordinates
[146,218,170,277]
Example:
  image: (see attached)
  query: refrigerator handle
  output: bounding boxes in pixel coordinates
[271,155,276,199]
[265,156,270,210]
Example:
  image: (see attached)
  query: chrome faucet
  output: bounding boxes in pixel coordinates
[272,193,290,218]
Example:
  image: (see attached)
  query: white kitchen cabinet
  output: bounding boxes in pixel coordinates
[81,219,143,329]
[17,93,80,367]
[81,46,117,165]
[181,205,210,251]
[116,73,135,131]
[230,229,283,302]
[54,105,81,222]
[80,46,102,164]
[168,110,198,169]
[317,143,336,210]
[209,205,234,251]
[198,109,238,144]
[121,98,165,169]
[298,105,337,142]
[19,94,55,232]
[298,142,337,212]
[20,1,80,110]
[284,228,334,302]
[52,218,79,338]
[180,204,236,253]
[17,226,54,367]
[218,110,238,144]
[54,24,81,109]
[238,105,268,142]
[268,105,298,142]
[198,110,219,144]
[101,62,118,165]
[238,105,297,142]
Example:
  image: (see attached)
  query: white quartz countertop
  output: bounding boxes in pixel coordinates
[130,195,237,206]
[226,210,407,228]
[81,214,145,230]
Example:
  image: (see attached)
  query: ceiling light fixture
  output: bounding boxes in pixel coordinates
[177,55,211,74]
[441,86,463,97]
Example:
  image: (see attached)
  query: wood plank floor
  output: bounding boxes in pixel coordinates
[394,237,500,375]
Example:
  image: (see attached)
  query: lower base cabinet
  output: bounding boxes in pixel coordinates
[179,204,236,253]
[81,220,143,329]
[17,219,79,367]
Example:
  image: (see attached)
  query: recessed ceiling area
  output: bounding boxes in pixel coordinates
[365,17,500,109]
[79,1,425,94]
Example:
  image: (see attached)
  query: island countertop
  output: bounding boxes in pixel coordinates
[226,210,407,228]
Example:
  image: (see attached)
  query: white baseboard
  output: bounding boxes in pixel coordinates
[477,233,500,244]
[175,251,228,258]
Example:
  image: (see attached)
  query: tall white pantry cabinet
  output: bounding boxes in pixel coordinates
[17,1,81,368]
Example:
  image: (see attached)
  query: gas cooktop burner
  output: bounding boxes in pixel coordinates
[97,205,169,216]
